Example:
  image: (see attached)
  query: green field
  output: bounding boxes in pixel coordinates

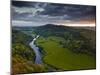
[36,36,96,70]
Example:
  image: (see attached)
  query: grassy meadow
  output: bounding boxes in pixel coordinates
[36,36,96,70]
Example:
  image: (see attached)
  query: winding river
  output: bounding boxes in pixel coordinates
[29,35,43,64]
[29,35,57,71]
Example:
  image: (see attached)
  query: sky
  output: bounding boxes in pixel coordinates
[12,1,96,27]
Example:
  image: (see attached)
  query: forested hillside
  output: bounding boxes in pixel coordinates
[12,30,46,75]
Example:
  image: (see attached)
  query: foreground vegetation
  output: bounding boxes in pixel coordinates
[12,30,46,75]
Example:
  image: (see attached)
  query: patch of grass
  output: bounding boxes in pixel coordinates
[36,36,96,70]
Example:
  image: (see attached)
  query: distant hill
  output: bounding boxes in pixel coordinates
[32,24,96,56]
[12,24,96,56]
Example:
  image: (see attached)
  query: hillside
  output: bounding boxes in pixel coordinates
[12,30,46,74]
[33,24,96,56]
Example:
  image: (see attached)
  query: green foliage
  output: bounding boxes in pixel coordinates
[12,55,46,75]
[12,43,35,62]
[12,30,46,74]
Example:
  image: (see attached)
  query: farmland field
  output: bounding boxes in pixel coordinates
[36,36,96,70]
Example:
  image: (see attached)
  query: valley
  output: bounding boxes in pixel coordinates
[12,24,96,74]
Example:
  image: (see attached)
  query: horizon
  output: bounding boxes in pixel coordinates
[12,23,96,27]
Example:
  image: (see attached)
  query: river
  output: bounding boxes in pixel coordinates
[29,35,43,64]
[29,35,57,71]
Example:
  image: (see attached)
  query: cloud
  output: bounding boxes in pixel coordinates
[12,20,48,26]
[12,6,44,16]
[12,1,96,26]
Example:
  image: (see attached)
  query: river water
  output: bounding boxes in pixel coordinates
[29,35,43,64]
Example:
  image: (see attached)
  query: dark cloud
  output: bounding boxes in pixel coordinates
[12,1,36,7]
[12,1,96,26]
[40,4,96,20]
[12,1,48,8]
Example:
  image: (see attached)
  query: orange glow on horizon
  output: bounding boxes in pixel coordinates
[57,23,96,27]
